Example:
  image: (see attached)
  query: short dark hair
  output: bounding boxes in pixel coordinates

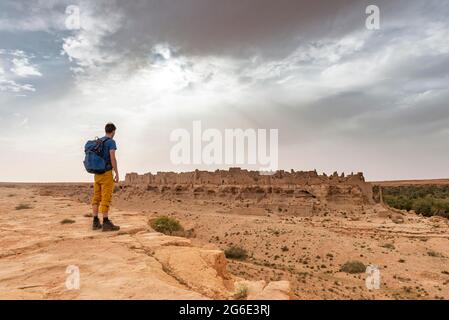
[105,122,116,133]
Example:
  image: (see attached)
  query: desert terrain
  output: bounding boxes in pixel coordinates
[1,169,449,300]
[0,183,289,299]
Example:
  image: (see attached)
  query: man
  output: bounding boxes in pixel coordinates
[91,123,120,231]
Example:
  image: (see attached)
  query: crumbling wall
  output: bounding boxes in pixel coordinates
[124,168,374,205]
[126,168,367,186]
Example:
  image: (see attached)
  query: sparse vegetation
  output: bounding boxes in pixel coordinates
[340,261,366,274]
[427,250,443,258]
[150,216,184,235]
[15,203,32,210]
[377,185,449,218]
[233,284,248,300]
[60,219,75,224]
[381,243,395,250]
[224,246,248,260]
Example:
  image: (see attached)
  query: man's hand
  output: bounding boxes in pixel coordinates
[110,149,119,183]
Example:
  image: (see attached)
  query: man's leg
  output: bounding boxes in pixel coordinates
[92,204,99,217]
[100,171,120,231]
[91,175,102,230]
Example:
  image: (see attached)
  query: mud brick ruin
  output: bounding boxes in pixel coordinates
[124,168,373,216]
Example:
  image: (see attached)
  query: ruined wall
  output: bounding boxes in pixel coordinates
[125,168,367,186]
[124,168,374,206]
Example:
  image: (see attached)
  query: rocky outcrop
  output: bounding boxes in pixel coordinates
[0,186,291,300]
[125,167,368,187]
[122,168,374,216]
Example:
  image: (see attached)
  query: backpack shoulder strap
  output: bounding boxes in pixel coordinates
[93,137,110,153]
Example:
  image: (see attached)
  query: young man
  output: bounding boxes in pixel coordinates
[91,123,120,231]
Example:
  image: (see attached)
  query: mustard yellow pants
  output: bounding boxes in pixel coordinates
[91,170,114,213]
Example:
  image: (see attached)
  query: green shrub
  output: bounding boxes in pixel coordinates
[224,246,248,260]
[340,261,366,274]
[381,185,449,219]
[412,198,433,217]
[150,216,183,235]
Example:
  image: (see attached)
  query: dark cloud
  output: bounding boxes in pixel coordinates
[103,0,449,59]
[110,0,368,58]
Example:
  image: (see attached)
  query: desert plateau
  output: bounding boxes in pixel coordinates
[2,169,449,300]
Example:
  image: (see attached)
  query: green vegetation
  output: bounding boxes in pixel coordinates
[376,185,449,219]
[150,216,184,235]
[340,261,366,274]
[224,246,248,260]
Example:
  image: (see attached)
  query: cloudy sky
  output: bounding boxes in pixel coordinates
[0,0,448,182]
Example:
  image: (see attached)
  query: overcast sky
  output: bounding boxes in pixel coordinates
[1,0,448,182]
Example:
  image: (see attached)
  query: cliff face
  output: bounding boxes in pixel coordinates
[124,168,374,216]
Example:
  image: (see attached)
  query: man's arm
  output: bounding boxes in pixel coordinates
[110,149,119,182]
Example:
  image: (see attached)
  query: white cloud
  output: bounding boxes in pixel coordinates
[0,51,40,93]
[11,56,42,77]
[0,78,35,93]
[61,1,123,69]
[0,0,66,32]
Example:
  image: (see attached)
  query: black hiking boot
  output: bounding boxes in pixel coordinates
[102,218,120,232]
[92,217,102,230]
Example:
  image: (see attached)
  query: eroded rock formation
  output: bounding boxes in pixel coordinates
[124,168,374,216]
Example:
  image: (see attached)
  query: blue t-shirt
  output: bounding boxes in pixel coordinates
[100,137,117,171]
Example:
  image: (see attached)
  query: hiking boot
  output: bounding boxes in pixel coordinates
[92,217,102,230]
[102,219,120,232]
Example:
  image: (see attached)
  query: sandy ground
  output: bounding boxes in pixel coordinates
[0,186,214,299]
[1,185,292,300]
[2,183,449,300]
[111,193,449,299]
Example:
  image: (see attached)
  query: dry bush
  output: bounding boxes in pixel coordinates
[340,261,366,274]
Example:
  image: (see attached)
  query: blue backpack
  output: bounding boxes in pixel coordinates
[83,137,110,174]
